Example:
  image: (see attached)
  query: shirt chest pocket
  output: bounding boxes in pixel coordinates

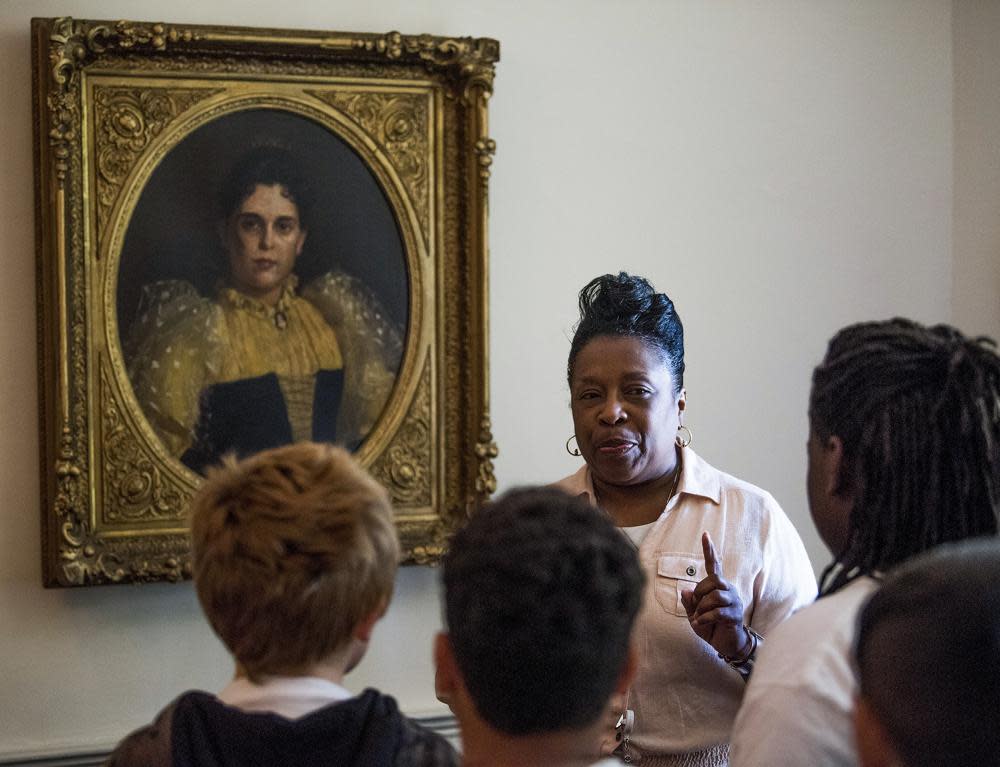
[653,554,706,616]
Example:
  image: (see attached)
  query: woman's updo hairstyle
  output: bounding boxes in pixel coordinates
[219,144,316,231]
[568,272,684,395]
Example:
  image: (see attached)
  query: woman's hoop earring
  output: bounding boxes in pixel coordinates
[566,435,582,457]
[675,425,693,448]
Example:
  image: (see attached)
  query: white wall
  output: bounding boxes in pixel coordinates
[0,0,972,759]
[953,0,1000,338]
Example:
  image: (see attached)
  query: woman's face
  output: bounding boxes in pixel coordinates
[223,183,307,305]
[570,335,685,488]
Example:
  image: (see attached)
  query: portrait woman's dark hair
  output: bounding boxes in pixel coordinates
[567,272,685,394]
[810,318,1000,595]
[219,145,317,230]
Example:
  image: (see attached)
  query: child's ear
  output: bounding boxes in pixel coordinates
[433,632,458,706]
[616,640,639,695]
[854,695,903,767]
[824,434,848,497]
[353,598,388,643]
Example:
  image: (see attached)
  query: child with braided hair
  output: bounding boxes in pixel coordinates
[730,318,1000,767]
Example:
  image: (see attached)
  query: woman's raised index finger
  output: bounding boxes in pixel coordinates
[702,531,722,577]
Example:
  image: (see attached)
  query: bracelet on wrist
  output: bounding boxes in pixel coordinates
[719,625,762,670]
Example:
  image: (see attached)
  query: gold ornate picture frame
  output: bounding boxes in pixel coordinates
[31,17,498,586]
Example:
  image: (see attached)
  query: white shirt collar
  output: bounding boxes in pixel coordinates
[217,675,353,720]
[567,447,722,509]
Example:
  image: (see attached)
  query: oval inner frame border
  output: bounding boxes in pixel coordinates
[100,84,431,490]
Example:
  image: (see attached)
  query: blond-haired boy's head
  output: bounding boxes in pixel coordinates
[189,442,399,680]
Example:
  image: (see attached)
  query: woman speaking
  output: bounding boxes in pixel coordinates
[555,272,815,766]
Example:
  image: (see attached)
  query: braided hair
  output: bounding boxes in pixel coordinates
[810,318,1000,595]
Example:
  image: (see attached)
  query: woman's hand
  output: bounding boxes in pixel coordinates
[680,532,751,660]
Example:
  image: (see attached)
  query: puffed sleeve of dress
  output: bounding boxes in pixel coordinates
[302,271,404,448]
[124,280,222,459]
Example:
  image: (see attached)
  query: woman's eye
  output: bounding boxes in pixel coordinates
[239,218,262,233]
[276,220,295,234]
[627,387,652,396]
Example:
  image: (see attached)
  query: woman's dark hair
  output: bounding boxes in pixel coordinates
[811,318,1000,595]
[567,272,684,393]
[218,145,315,230]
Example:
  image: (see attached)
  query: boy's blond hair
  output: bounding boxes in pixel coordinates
[189,442,399,679]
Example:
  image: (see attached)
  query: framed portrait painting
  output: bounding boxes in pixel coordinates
[32,17,499,586]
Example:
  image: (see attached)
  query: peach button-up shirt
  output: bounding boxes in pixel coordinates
[555,447,816,757]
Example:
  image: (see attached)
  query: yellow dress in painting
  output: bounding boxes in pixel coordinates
[126,272,402,471]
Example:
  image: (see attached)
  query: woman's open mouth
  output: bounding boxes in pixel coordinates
[597,438,634,456]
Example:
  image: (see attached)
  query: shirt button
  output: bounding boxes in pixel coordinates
[686,566,696,576]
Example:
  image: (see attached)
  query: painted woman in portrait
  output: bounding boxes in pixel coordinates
[124,145,403,473]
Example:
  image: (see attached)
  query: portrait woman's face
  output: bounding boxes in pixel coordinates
[223,183,307,305]
[570,335,685,488]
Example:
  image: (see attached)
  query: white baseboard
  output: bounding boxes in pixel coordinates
[0,754,108,767]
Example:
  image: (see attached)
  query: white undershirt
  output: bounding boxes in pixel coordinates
[618,489,683,548]
[217,675,353,720]
[620,521,656,547]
